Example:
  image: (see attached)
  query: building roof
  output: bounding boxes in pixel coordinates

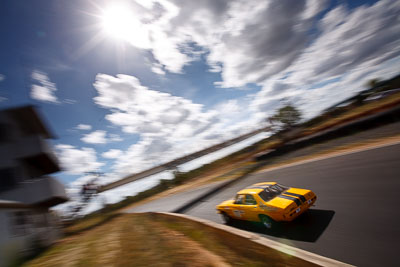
[0,200,32,209]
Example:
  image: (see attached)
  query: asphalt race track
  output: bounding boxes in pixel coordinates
[184,143,400,267]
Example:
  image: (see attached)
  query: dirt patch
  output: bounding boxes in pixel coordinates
[146,221,230,267]
[153,213,318,267]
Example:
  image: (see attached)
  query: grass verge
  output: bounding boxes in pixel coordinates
[23,213,317,267]
[63,213,120,236]
[302,92,400,136]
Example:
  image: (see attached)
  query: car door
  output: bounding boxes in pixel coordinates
[242,194,259,221]
[230,194,246,220]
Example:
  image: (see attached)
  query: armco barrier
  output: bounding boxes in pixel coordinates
[152,212,354,267]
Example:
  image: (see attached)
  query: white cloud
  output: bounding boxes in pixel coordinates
[0,96,7,102]
[215,99,240,114]
[98,0,190,73]
[76,124,92,131]
[109,133,123,142]
[205,0,326,88]
[100,0,327,85]
[251,0,400,119]
[151,63,166,75]
[30,70,59,103]
[92,73,266,176]
[100,0,399,94]
[55,144,104,175]
[286,0,400,87]
[81,130,108,144]
[102,149,122,159]
[93,73,218,139]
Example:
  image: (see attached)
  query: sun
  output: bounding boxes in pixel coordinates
[101,5,136,40]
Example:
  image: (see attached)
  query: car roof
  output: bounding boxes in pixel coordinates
[251,182,277,187]
[237,182,277,195]
[237,188,263,194]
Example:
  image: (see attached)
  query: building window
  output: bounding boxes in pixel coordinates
[0,123,8,142]
[9,211,30,236]
[0,168,17,192]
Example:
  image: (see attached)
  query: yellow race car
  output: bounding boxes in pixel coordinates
[216,182,316,229]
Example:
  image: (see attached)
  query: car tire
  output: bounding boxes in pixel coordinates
[221,212,232,224]
[259,215,275,229]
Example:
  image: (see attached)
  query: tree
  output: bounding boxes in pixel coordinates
[268,104,302,131]
[366,78,381,89]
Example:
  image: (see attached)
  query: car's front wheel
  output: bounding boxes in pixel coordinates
[259,215,275,229]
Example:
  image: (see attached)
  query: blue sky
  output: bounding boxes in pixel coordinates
[1,0,399,211]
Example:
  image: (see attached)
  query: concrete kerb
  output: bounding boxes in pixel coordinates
[154,212,355,267]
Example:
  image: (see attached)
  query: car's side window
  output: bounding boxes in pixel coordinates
[234,194,245,204]
[244,194,257,205]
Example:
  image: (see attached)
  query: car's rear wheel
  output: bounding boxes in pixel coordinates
[220,212,232,224]
[259,215,275,229]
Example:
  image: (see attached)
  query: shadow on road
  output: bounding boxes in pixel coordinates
[227,209,335,242]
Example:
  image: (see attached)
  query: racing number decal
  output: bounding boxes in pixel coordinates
[233,210,245,218]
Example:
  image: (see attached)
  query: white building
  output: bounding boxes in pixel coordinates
[0,106,68,267]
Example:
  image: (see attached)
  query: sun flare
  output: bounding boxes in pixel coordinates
[101,5,135,40]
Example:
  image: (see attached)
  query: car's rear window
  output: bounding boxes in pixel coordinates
[258,184,289,201]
